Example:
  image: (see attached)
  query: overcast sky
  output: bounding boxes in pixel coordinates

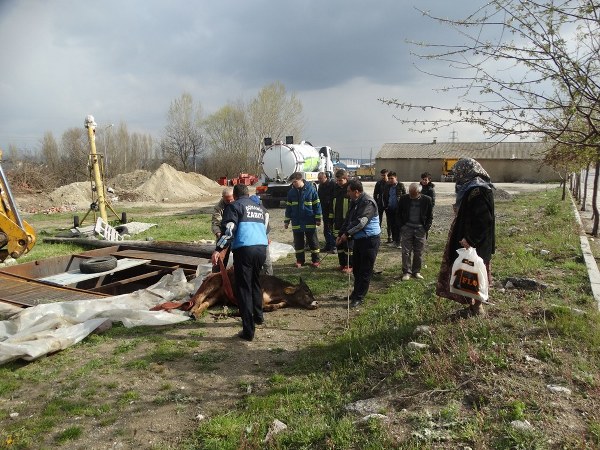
[0,0,490,160]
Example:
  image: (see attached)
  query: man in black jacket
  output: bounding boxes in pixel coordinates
[373,169,389,241]
[397,182,433,281]
[419,172,436,207]
[382,171,406,248]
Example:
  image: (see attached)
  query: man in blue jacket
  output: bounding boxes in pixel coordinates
[212,184,268,341]
[284,172,323,268]
[336,180,381,308]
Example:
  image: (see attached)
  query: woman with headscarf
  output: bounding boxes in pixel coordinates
[436,158,495,316]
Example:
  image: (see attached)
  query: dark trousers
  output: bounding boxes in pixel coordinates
[293,230,320,264]
[400,225,427,274]
[386,209,400,243]
[233,245,267,339]
[336,239,353,268]
[351,235,380,300]
[377,204,387,238]
[322,220,336,250]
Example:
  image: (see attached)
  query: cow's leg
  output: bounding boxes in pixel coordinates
[191,295,224,319]
[189,275,223,318]
[263,301,287,312]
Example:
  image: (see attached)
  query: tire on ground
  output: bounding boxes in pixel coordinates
[80,256,118,274]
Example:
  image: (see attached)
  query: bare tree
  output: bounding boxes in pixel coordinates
[59,128,89,184]
[380,0,600,230]
[203,102,251,179]
[160,93,204,172]
[41,131,60,174]
[247,82,305,169]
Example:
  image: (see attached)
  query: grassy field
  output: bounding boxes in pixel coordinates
[1,188,600,449]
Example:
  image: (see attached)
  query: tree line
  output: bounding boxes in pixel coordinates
[4,82,304,191]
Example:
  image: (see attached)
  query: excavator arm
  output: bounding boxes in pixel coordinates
[0,151,36,261]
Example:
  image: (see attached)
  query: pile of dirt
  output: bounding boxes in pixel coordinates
[47,164,222,206]
[108,170,151,192]
[132,163,220,202]
[48,181,93,208]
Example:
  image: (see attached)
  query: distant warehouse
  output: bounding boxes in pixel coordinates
[376,141,560,183]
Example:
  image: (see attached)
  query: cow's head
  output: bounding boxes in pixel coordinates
[283,277,318,309]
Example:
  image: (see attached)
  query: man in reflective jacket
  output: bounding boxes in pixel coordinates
[336,180,381,308]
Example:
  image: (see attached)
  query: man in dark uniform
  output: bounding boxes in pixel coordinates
[212,184,268,341]
[330,169,352,272]
[317,171,337,253]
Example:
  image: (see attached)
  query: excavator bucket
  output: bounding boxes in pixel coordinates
[0,151,36,261]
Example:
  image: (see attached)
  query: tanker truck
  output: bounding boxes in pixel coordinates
[257,136,338,208]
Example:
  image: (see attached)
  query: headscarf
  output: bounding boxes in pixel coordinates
[453,158,494,207]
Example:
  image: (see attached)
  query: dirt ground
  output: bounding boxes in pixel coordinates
[8,180,567,449]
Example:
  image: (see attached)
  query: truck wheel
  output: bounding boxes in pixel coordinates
[80,256,118,274]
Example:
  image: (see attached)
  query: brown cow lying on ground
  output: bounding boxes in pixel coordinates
[189,267,318,319]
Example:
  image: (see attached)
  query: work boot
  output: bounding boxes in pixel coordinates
[350,298,363,308]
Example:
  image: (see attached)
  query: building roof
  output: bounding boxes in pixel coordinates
[377,141,550,160]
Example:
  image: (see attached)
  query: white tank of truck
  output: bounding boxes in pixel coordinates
[262,141,320,181]
[257,136,338,208]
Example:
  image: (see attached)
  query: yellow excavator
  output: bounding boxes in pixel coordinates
[0,150,36,261]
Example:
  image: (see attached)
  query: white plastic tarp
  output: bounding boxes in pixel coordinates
[0,241,296,365]
[0,269,195,364]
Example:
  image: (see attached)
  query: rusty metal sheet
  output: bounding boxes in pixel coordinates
[0,245,208,309]
[0,273,107,307]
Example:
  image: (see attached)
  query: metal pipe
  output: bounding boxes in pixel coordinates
[84,115,108,223]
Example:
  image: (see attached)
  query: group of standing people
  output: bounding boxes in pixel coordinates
[211,158,496,340]
[289,170,381,307]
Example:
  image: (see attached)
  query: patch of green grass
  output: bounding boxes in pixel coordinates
[55,426,83,443]
[117,390,140,406]
[113,339,142,354]
[192,351,225,371]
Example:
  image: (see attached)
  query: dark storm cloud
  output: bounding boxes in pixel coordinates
[0,0,487,155]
